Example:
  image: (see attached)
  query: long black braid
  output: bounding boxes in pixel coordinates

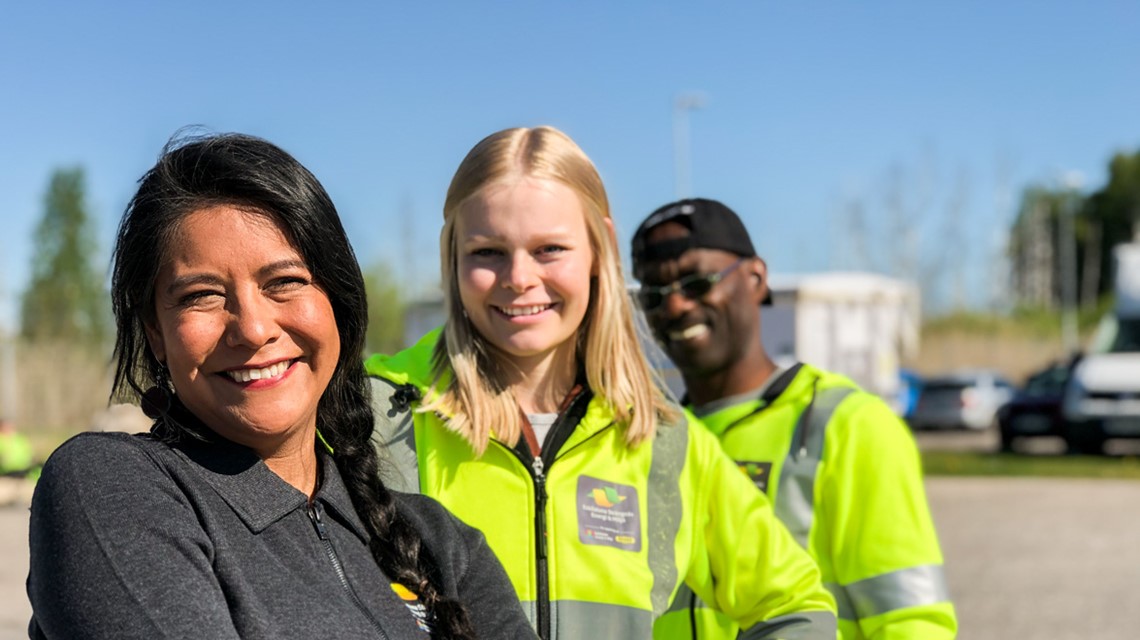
[322,362,476,639]
[111,131,475,638]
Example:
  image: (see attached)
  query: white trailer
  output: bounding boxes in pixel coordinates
[1113,243,1140,318]
[762,272,921,405]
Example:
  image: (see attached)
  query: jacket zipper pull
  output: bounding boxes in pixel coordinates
[307,502,329,541]
[533,456,548,560]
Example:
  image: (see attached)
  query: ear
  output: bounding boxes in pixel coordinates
[143,319,167,364]
[748,257,769,305]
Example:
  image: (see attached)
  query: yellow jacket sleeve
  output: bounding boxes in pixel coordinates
[818,394,957,639]
[685,418,838,638]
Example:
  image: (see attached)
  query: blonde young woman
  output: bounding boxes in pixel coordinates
[366,126,837,640]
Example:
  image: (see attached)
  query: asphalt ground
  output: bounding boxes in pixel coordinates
[3,434,1139,639]
[930,475,1140,639]
[0,504,29,640]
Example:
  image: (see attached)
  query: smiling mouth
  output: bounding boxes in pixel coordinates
[668,324,709,342]
[222,360,294,383]
[495,304,554,317]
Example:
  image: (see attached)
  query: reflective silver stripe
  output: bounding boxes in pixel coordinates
[827,564,951,621]
[739,610,838,640]
[647,415,688,616]
[826,582,857,622]
[517,600,653,639]
[663,583,701,614]
[369,377,421,493]
[663,591,836,640]
[774,386,854,547]
[517,599,538,630]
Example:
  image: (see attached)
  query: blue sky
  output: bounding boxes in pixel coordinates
[2,1,1137,328]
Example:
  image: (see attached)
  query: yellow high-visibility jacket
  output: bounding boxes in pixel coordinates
[658,363,957,640]
[365,329,837,640]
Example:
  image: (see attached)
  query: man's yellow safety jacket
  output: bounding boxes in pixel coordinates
[656,362,957,639]
[364,330,837,640]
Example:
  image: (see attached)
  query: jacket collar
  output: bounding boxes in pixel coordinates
[160,407,369,540]
[364,326,445,392]
[695,362,820,436]
[367,326,625,448]
[557,394,618,449]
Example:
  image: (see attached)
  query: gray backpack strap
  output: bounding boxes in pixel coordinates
[774,383,856,548]
[369,376,422,494]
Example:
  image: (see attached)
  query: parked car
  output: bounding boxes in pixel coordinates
[894,368,923,419]
[908,370,1015,431]
[1062,244,1140,455]
[996,361,1076,453]
[1064,316,1140,454]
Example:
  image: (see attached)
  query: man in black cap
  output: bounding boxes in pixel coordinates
[631,198,957,640]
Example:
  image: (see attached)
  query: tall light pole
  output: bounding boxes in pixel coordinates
[1059,171,1083,355]
[673,92,706,199]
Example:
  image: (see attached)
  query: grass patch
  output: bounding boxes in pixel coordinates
[922,451,1140,479]
[922,302,1113,340]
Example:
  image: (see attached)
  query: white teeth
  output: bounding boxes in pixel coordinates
[226,361,289,383]
[499,305,551,317]
[669,324,709,341]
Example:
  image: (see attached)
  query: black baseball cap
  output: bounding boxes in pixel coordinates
[630,198,757,268]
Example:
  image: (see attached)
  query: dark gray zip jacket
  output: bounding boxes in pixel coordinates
[27,431,535,639]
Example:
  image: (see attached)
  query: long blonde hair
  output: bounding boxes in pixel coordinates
[421,126,677,454]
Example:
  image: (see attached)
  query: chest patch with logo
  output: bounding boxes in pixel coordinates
[736,460,774,493]
[576,475,641,551]
[391,582,432,633]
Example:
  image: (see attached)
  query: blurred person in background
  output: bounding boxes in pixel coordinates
[26,133,534,639]
[0,417,36,479]
[0,417,39,506]
[631,198,956,640]
[366,126,837,639]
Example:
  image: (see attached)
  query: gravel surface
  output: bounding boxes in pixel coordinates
[932,476,1140,639]
[0,506,29,640]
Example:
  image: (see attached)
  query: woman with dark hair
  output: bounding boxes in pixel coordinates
[26,133,534,640]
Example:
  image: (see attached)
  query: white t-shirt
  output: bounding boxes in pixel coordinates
[527,413,559,451]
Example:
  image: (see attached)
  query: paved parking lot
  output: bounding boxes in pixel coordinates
[931,475,1140,639]
[3,456,1139,638]
[0,506,29,640]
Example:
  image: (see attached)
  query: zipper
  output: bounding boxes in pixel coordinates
[497,387,592,640]
[493,441,552,639]
[792,378,820,460]
[307,501,392,640]
[532,455,551,640]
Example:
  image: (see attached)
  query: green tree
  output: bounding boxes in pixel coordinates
[1008,149,1140,312]
[20,168,109,345]
[363,260,406,354]
[1083,150,1140,297]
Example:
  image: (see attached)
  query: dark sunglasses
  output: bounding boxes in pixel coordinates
[637,258,747,311]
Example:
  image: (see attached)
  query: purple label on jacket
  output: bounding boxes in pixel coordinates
[577,475,641,552]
